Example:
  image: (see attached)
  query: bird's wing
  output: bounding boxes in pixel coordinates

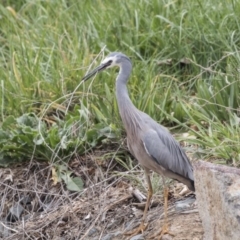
[142,129,193,180]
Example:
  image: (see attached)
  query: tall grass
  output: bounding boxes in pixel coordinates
[1,0,240,166]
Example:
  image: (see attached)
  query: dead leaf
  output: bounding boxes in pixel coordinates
[51,167,59,185]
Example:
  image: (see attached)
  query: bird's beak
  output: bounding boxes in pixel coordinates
[81,62,110,82]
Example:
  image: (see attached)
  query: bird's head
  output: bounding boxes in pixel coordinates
[82,52,131,82]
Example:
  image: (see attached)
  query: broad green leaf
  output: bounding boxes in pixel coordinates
[65,177,84,192]
[2,116,16,130]
[60,170,84,192]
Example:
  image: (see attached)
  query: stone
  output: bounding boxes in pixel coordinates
[194,160,240,240]
[0,219,10,238]
[87,227,99,237]
[175,196,196,212]
[101,233,115,240]
[129,234,144,240]
[113,231,122,237]
[7,203,24,222]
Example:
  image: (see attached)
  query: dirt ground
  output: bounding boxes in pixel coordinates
[0,154,203,240]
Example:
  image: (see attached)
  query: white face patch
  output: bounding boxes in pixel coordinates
[101,55,119,69]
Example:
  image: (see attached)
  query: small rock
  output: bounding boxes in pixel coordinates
[87,227,99,237]
[114,231,122,236]
[101,233,115,240]
[175,197,196,212]
[7,203,24,222]
[124,219,139,231]
[130,234,144,240]
[0,220,10,238]
[19,196,32,205]
[162,235,174,240]
[22,214,30,221]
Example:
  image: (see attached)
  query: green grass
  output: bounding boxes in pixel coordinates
[1,0,240,168]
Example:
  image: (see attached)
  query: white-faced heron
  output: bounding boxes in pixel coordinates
[82,52,195,238]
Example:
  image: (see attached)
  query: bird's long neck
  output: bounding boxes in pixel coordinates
[116,61,142,134]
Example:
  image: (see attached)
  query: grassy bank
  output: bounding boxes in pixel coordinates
[1,0,240,168]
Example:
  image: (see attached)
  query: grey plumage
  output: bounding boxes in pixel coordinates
[82,52,194,192]
[82,52,195,236]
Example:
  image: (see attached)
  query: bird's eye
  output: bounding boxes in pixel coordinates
[108,60,113,65]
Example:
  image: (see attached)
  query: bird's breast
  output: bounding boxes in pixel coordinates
[126,134,166,174]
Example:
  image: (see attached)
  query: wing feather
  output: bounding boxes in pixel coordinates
[142,129,194,181]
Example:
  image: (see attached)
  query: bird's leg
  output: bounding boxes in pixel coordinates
[124,169,152,236]
[161,186,170,235]
[150,177,174,239]
[141,169,153,228]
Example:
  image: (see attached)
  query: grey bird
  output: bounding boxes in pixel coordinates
[82,52,195,238]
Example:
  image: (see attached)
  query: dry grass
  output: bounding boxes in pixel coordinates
[0,152,203,240]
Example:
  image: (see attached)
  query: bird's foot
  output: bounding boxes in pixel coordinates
[149,223,174,240]
[124,221,148,237]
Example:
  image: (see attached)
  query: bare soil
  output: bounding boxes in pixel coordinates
[0,153,203,240]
